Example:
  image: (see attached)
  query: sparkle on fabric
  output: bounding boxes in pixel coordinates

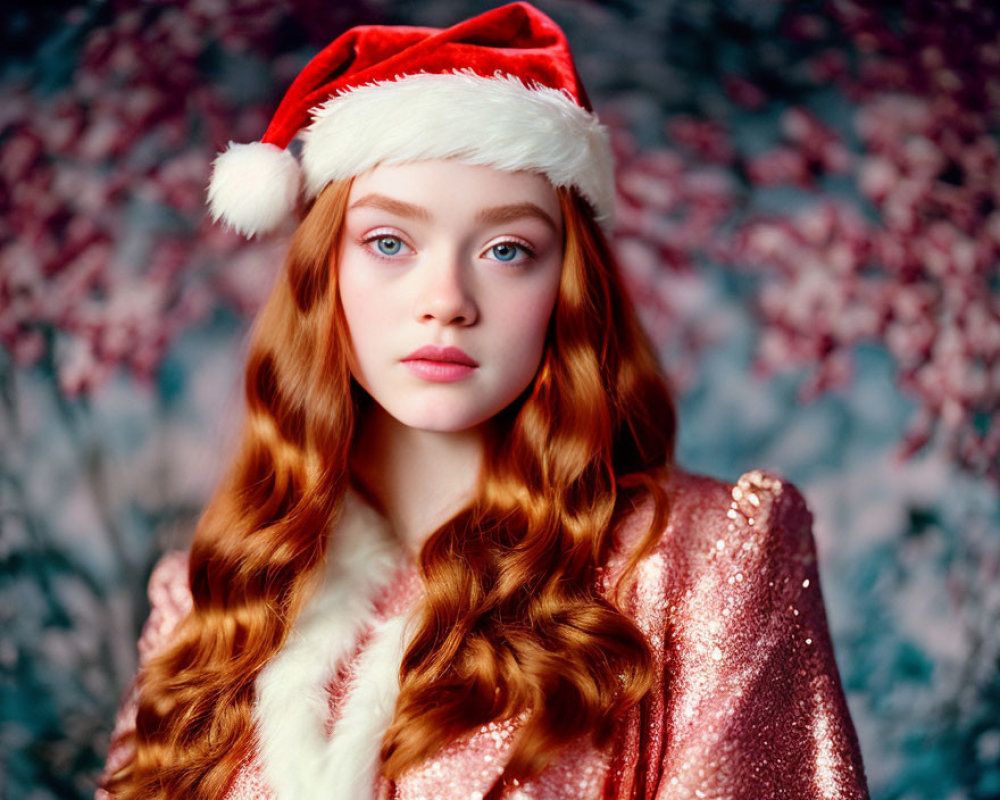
[99,471,869,800]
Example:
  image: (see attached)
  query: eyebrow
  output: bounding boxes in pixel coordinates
[349,194,432,220]
[349,194,559,232]
[476,202,559,232]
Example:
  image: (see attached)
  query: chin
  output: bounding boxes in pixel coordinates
[398,414,490,434]
[388,402,500,434]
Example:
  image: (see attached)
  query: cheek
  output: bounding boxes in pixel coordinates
[340,292,375,346]
[337,250,399,331]
[337,269,387,381]
[338,268,374,330]
[515,300,553,351]
[497,289,558,372]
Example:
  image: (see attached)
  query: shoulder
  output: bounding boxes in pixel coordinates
[136,550,193,667]
[616,467,812,556]
[615,471,869,796]
[609,468,818,617]
[668,467,813,561]
[98,552,193,791]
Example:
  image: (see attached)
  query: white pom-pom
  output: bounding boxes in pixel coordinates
[207,142,300,238]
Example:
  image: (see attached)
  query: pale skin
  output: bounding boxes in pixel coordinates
[338,160,565,553]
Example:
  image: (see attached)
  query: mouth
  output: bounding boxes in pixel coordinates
[401,346,478,383]
[402,346,479,367]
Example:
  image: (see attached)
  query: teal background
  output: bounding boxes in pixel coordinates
[2,1,998,797]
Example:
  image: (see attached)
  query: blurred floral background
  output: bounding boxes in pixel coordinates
[1,0,998,797]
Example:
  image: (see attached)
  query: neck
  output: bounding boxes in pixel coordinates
[350,405,484,554]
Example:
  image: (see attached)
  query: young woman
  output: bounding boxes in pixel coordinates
[99,4,869,798]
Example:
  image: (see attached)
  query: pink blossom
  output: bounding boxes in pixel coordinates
[0,0,322,387]
[807,50,850,84]
[722,75,768,110]
[783,13,829,42]
[666,117,735,164]
[747,147,813,187]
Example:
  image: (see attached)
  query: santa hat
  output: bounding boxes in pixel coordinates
[207,2,614,238]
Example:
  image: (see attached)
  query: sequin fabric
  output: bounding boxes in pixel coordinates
[96,551,192,800]
[98,470,869,799]
[598,470,870,799]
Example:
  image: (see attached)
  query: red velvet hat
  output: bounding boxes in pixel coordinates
[207,2,614,238]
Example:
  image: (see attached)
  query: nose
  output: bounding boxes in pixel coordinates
[414,251,478,326]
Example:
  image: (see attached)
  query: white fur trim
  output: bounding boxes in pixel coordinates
[208,142,301,238]
[254,491,408,800]
[312,615,409,799]
[302,72,616,224]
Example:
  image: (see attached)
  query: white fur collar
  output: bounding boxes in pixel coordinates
[254,491,410,800]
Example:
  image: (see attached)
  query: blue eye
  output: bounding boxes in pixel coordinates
[375,236,403,256]
[488,242,531,262]
[491,243,518,261]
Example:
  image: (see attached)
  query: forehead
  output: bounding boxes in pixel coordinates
[346,160,562,224]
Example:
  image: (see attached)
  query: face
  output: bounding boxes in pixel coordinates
[337,160,563,433]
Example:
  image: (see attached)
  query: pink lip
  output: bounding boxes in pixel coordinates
[401,346,478,383]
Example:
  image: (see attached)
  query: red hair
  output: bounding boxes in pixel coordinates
[104,183,675,797]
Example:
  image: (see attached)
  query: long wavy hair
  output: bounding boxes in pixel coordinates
[104,178,675,798]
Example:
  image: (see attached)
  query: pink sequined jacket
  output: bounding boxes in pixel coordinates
[99,470,869,799]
